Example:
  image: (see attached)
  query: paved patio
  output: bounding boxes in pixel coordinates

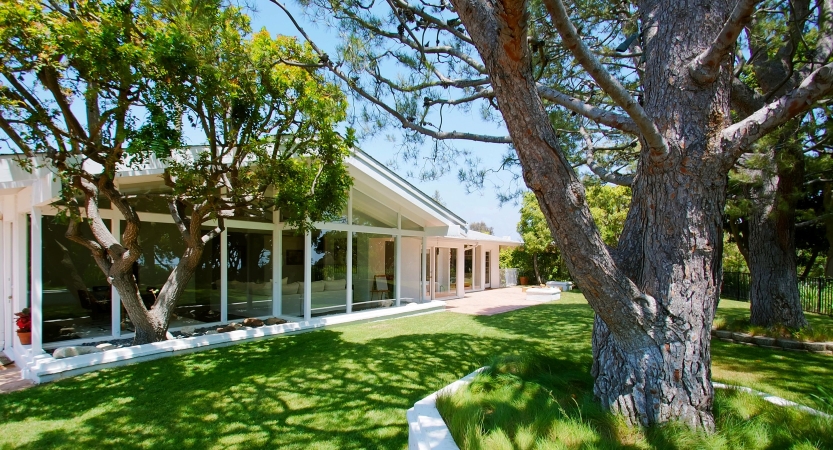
[444,287,555,316]
[0,361,33,394]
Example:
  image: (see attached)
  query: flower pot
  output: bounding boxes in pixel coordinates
[17,331,31,346]
[519,276,529,285]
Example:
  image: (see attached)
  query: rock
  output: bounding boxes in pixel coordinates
[166,331,175,340]
[752,336,776,347]
[227,322,243,329]
[180,326,196,336]
[826,342,833,352]
[803,342,827,352]
[265,318,287,326]
[95,343,114,350]
[777,339,805,350]
[242,318,264,327]
[53,346,103,359]
[59,327,76,336]
[203,330,218,335]
[732,332,754,344]
[714,330,733,339]
[217,326,236,333]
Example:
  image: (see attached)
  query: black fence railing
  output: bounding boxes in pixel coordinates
[721,271,833,316]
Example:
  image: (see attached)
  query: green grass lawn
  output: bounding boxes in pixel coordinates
[0,292,830,449]
[714,298,833,342]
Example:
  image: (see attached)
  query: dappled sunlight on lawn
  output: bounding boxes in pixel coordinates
[0,292,829,449]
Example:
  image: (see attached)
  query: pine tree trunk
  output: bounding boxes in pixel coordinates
[747,146,807,328]
[451,0,731,429]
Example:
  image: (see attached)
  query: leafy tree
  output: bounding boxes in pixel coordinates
[0,0,352,344]
[269,0,833,428]
[584,183,631,247]
[469,220,493,234]
[518,192,553,283]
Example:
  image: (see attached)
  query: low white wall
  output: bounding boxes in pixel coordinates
[19,301,446,383]
[407,367,486,450]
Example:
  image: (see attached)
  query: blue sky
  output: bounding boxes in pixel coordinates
[243,1,524,239]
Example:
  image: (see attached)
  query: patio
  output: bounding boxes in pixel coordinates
[443,287,557,316]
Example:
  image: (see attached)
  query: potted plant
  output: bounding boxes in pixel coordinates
[15,308,31,345]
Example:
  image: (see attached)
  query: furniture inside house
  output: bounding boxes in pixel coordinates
[371,275,389,300]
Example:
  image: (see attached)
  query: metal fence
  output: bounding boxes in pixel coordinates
[721,271,833,316]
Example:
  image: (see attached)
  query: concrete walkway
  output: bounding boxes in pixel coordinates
[0,362,34,394]
[444,287,553,316]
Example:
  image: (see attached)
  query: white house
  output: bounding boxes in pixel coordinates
[0,148,520,379]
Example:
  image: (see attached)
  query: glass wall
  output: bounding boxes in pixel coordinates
[281,230,305,317]
[227,229,273,319]
[135,222,221,329]
[41,217,111,343]
[433,247,454,299]
[464,248,473,291]
[352,232,395,311]
[400,236,423,302]
[311,230,348,316]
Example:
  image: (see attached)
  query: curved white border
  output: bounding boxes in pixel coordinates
[408,368,831,449]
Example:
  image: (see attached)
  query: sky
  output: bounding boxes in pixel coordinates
[241,1,524,240]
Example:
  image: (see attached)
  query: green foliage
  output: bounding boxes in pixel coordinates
[517,192,552,255]
[584,182,631,247]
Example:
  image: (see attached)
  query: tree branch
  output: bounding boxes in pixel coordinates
[722,62,833,164]
[689,0,762,84]
[580,126,634,186]
[543,0,668,157]
[537,84,639,134]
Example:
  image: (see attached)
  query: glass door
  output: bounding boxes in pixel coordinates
[485,251,491,288]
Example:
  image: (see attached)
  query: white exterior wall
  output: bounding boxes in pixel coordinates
[400,237,422,301]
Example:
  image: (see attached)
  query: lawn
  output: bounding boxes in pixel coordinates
[714,298,833,342]
[0,292,830,449]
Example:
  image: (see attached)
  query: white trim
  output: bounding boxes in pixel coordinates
[421,236,427,303]
[111,219,121,338]
[273,211,281,317]
[220,229,228,323]
[310,221,425,237]
[346,189,353,314]
[395,234,402,307]
[303,230,311,321]
[30,207,43,355]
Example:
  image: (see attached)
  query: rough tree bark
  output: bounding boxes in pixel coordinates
[747,143,808,328]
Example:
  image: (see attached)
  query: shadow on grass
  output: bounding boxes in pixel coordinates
[0,303,596,450]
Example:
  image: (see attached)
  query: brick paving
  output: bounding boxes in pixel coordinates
[0,362,33,394]
[443,287,555,316]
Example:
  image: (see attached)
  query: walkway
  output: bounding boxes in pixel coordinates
[0,356,34,394]
[444,287,555,316]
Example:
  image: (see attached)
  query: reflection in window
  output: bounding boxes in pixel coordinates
[465,248,473,290]
[353,233,395,311]
[41,217,111,343]
[227,230,273,319]
[311,230,347,316]
[433,247,455,299]
[281,230,305,318]
[352,189,397,228]
[135,222,221,328]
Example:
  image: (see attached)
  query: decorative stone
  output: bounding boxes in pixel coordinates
[217,326,236,333]
[180,326,196,335]
[242,318,264,327]
[165,331,175,340]
[59,327,76,335]
[804,342,827,352]
[95,343,114,350]
[777,339,805,350]
[53,346,103,359]
[265,318,286,326]
[203,330,218,335]
[811,350,833,356]
[752,336,776,347]
[732,332,754,343]
[714,330,733,339]
[228,322,243,329]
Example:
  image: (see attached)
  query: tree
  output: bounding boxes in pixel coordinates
[469,220,493,234]
[518,192,553,284]
[584,183,631,247]
[271,0,833,428]
[0,0,352,344]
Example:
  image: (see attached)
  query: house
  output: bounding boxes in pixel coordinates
[0,148,520,380]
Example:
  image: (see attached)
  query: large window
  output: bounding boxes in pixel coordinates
[41,217,111,343]
[311,230,348,316]
[352,189,397,228]
[227,230,273,319]
[352,232,396,311]
[400,236,422,302]
[281,230,305,317]
[135,222,221,329]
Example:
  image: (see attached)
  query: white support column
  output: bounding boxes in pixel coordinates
[30,208,42,354]
[346,190,353,313]
[456,245,465,298]
[220,228,228,323]
[272,210,281,317]
[13,213,25,348]
[479,245,486,291]
[303,230,311,321]
[111,219,121,338]
[395,234,401,306]
[421,236,427,303]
